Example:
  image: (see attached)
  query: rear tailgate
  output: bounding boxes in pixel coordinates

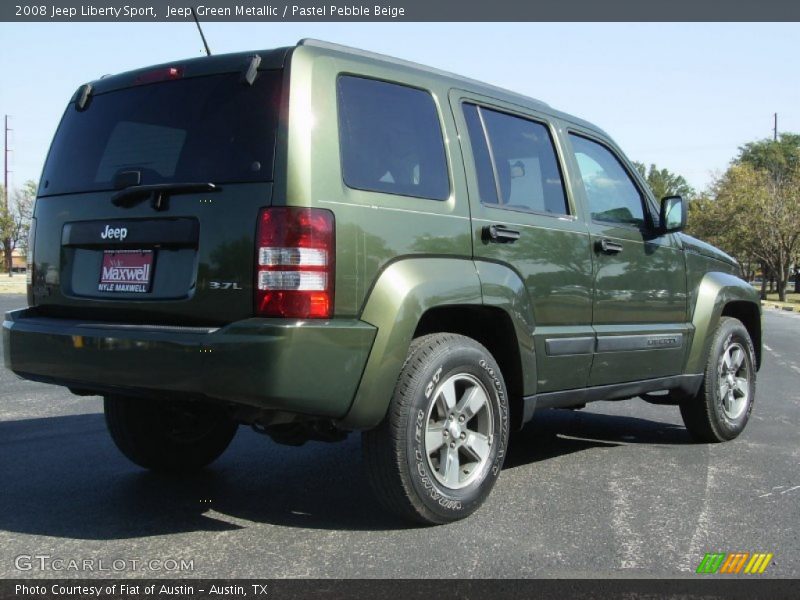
[32,184,271,325]
[30,53,287,325]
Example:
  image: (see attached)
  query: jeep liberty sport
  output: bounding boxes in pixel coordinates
[3,40,762,524]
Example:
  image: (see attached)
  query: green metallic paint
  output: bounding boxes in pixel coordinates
[273,42,762,425]
[8,39,764,433]
[280,45,473,318]
[448,91,595,394]
[472,260,537,395]
[530,325,595,391]
[338,258,482,429]
[201,317,375,415]
[4,308,375,417]
[590,323,691,385]
[30,184,273,325]
[680,233,739,270]
[684,270,761,375]
[559,125,691,386]
[586,228,688,327]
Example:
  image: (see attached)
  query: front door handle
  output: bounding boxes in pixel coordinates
[483,224,521,244]
[596,238,623,254]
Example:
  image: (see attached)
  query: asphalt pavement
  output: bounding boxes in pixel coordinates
[1,294,797,578]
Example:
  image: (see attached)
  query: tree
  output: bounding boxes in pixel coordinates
[735,135,800,301]
[634,162,695,201]
[692,153,800,302]
[737,133,800,181]
[687,191,753,267]
[0,180,35,276]
[686,135,800,301]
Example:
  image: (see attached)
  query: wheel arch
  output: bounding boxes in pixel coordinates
[414,305,526,431]
[338,257,535,430]
[686,271,763,374]
[721,300,762,370]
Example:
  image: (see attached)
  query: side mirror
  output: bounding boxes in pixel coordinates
[660,195,686,233]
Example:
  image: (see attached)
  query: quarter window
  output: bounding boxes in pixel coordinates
[463,104,569,215]
[462,104,498,205]
[569,134,645,227]
[337,76,449,201]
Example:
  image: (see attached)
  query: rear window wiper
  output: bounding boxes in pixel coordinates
[111,182,219,211]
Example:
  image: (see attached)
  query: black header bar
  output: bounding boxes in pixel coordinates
[2,0,800,22]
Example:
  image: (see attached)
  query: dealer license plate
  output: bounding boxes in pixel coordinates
[98,249,154,293]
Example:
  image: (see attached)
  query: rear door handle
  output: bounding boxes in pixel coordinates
[596,239,623,254]
[483,224,521,244]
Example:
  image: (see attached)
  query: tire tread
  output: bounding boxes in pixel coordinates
[680,317,756,443]
[363,333,506,525]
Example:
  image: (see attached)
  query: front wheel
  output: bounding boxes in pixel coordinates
[679,317,757,442]
[362,333,510,525]
[104,396,238,472]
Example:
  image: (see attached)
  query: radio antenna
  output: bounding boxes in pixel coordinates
[190,7,212,56]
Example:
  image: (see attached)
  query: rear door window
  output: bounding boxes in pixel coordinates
[462,103,569,215]
[40,71,283,197]
[337,76,449,201]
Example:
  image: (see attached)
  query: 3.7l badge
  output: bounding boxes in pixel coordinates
[209,281,243,290]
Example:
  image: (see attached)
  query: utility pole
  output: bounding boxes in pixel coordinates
[3,115,9,211]
[774,113,778,142]
[3,115,11,276]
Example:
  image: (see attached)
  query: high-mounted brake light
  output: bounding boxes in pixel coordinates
[255,207,335,319]
[134,67,184,85]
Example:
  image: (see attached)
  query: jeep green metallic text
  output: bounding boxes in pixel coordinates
[2,40,762,524]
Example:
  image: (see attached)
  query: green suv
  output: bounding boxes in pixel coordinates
[2,40,762,524]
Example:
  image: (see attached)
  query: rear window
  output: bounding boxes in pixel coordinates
[337,75,449,201]
[39,71,283,197]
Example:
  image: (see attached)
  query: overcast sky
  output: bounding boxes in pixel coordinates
[0,22,797,194]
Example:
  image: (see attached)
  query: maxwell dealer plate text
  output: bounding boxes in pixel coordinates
[99,250,154,293]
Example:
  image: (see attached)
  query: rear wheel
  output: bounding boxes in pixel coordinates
[104,396,237,471]
[362,333,510,525]
[679,317,756,442]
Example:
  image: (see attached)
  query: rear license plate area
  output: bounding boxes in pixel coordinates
[98,249,154,293]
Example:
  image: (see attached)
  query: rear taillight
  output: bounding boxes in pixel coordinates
[255,207,334,319]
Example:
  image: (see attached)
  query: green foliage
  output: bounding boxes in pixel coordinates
[688,134,800,301]
[1,180,36,274]
[737,133,800,182]
[633,162,695,201]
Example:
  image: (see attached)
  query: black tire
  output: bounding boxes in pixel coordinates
[104,396,238,472]
[362,333,510,525]
[679,317,757,443]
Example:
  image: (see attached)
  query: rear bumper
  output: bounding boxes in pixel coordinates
[3,308,376,419]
